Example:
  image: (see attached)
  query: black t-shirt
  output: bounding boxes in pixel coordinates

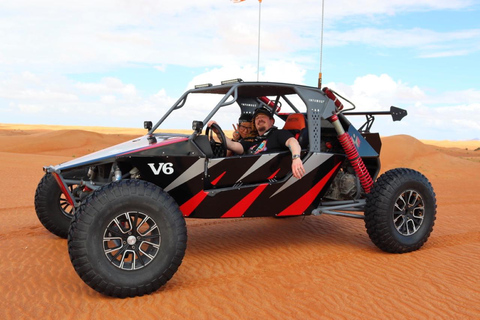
[240,127,293,155]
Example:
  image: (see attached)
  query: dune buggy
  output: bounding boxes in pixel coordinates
[34,79,436,298]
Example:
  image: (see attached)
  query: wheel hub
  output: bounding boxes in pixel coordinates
[393,190,425,236]
[103,211,161,270]
[127,235,137,246]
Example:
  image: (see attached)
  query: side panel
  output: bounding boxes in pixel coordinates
[128,156,206,206]
[176,153,344,218]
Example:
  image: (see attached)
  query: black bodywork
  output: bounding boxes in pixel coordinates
[45,81,405,219]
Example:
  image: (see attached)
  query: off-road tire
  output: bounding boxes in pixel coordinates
[34,173,74,238]
[68,179,187,298]
[365,168,436,253]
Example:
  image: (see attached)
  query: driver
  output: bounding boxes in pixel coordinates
[208,105,306,179]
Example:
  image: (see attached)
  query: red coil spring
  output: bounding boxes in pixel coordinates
[259,96,281,112]
[322,87,344,111]
[259,96,275,107]
[337,132,373,193]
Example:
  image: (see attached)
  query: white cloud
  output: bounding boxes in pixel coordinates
[0,0,478,140]
[419,50,473,58]
[186,61,306,87]
[326,74,480,140]
[0,0,476,72]
[2,68,479,140]
[326,28,480,58]
[100,95,117,104]
[18,104,44,114]
[76,78,137,97]
[322,0,474,18]
[154,65,167,72]
[0,72,165,127]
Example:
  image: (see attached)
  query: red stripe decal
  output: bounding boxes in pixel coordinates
[222,169,281,218]
[268,168,281,180]
[276,162,342,217]
[180,190,208,217]
[120,137,188,156]
[180,171,226,217]
[211,171,227,185]
[221,184,268,218]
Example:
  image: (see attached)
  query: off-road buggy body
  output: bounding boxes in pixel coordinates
[34,80,436,298]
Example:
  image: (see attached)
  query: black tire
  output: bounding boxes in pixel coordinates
[365,168,436,253]
[34,173,75,238]
[68,179,187,298]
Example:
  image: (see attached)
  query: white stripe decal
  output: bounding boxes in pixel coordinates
[270,153,333,198]
[237,153,278,182]
[164,159,205,192]
[207,158,224,169]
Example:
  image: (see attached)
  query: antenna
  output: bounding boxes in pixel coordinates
[257,0,262,81]
[318,0,325,88]
[232,0,262,81]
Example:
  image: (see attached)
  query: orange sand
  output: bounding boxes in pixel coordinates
[0,124,479,319]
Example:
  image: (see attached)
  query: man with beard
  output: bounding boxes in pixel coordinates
[208,105,306,179]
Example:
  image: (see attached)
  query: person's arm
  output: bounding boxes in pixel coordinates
[225,137,244,154]
[286,137,306,179]
[207,121,245,154]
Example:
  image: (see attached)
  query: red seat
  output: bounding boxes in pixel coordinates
[283,114,308,149]
[283,113,306,132]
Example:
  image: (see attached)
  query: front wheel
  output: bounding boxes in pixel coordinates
[68,180,187,298]
[365,168,436,253]
[34,173,76,238]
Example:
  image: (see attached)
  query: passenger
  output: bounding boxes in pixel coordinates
[231,113,254,142]
[208,105,306,179]
[228,114,254,157]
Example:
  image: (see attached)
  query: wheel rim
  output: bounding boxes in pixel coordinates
[103,211,161,270]
[59,185,77,217]
[393,190,425,236]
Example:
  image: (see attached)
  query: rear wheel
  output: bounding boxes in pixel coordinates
[365,168,436,253]
[34,173,76,238]
[68,179,187,298]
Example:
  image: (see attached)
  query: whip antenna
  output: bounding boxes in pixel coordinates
[257,0,262,81]
[318,0,325,88]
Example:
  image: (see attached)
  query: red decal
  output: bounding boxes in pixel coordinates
[180,190,208,217]
[120,137,188,156]
[268,168,281,180]
[221,184,268,218]
[180,171,226,217]
[276,162,341,217]
[211,171,227,185]
[222,169,280,218]
[52,172,75,207]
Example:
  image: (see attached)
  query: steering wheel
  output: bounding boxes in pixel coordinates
[205,123,227,157]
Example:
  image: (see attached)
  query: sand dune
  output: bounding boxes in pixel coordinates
[0,125,479,319]
[0,129,139,156]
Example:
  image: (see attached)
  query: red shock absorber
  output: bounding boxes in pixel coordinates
[259,96,275,107]
[328,114,373,194]
[259,96,281,112]
[322,87,344,111]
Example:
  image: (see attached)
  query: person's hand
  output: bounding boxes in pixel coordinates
[207,120,219,134]
[292,158,305,179]
[231,124,240,141]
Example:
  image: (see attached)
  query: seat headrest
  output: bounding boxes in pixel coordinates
[283,113,306,131]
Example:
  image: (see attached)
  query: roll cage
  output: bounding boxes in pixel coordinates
[147,80,406,156]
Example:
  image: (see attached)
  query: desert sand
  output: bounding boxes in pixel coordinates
[0,124,479,319]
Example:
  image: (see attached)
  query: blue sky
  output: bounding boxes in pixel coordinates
[1,0,479,140]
